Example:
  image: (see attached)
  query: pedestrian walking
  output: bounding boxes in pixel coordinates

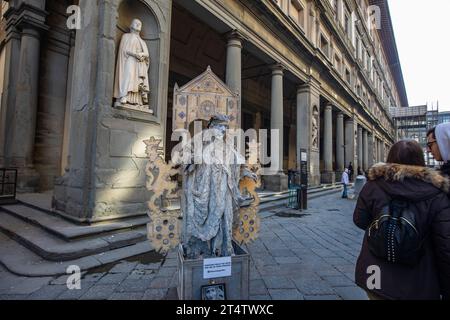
[353,140,450,300]
[427,123,450,176]
[341,168,349,198]
[357,166,363,176]
[348,162,354,181]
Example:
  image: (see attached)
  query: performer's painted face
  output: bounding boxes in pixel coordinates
[213,124,227,138]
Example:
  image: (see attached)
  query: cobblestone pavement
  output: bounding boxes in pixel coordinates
[0,193,368,300]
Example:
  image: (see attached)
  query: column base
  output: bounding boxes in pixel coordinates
[308,174,321,187]
[16,167,40,193]
[263,174,288,192]
[320,171,335,185]
[335,171,343,183]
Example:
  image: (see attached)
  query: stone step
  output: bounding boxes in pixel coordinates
[0,203,149,241]
[258,185,345,212]
[0,210,148,261]
[0,232,155,277]
[258,184,344,203]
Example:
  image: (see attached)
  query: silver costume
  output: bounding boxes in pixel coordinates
[180,115,252,259]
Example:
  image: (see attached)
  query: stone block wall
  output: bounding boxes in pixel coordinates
[53,0,172,222]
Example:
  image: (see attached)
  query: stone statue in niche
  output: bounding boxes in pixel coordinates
[114,19,151,112]
[311,106,319,149]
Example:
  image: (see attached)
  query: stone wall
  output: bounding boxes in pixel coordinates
[53,0,172,222]
[34,0,72,191]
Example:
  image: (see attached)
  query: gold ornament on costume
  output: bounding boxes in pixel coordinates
[144,137,180,253]
[234,141,262,245]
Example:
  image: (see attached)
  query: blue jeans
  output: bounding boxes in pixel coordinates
[342,184,348,198]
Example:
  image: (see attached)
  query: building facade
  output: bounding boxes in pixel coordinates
[438,111,450,124]
[390,105,438,166]
[0,0,408,222]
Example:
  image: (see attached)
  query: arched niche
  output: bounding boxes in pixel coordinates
[115,0,166,118]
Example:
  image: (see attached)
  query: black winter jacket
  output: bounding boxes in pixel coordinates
[354,163,450,300]
[440,162,450,177]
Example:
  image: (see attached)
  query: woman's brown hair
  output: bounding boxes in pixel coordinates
[386,140,425,166]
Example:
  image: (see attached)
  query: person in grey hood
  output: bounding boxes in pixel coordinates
[427,123,450,176]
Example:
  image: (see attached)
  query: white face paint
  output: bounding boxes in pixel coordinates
[214,124,227,136]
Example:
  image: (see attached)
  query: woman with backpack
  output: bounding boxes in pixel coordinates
[353,140,450,300]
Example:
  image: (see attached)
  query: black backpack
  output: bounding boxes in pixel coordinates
[366,199,425,266]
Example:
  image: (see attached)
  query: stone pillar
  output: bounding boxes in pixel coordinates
[335,112,345,180]
[34,26,72,190]
[381,141,386,162]
[368,133,375,168]
[271,64,284,173]
[374,136,380,163]
[0,27,21,168]
[9,27,44,191]
[264,64,287,191]
[288,124,296,169]
[378,140,383,162]
[226,31,242,128]
[254,111,262,131]
[344,117,356,173]
[321,104,335,184]
[0,1,48,190]
[363,130,369,172]
[297,82,321,187]
[53,0,174,222]
[357,126,363,172]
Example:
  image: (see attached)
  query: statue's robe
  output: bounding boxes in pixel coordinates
[181,133,246,259]
[114,32,150,103]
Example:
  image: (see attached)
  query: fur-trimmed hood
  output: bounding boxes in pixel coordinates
[368,162,450,195]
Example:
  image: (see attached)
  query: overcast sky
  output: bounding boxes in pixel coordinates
[388,0,450,111]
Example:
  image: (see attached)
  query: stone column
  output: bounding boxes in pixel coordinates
[254,111,262,131]
[357,126,363,172]
[0,29,21,168]
[226,31,242,128]
[379,140,383,162]
[344,117,355,172]
[9,27,43,191]
[271,64,284,173]
[363,129,369,172]
[297,82,321,187]
[321,104,335,184]
[373,137,378,163]
[335,112,345,179]
[381,141,386,162]
[368,133,375,168]
[264,64,287,191]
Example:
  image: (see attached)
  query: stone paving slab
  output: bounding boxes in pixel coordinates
[0,193,368,300]
[268,289,304,300]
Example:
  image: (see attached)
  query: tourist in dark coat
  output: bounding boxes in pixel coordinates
[427,123,450,176]
[348,162,354,181]
[353,140,450,300]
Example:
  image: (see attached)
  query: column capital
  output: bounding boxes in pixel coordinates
[324,104,333,111]
[226,30,244,48]
[270,63,284,75]
[5,2,49,34]
[337,111,344,118]
[297,77,321,93]
[226,29,245,40]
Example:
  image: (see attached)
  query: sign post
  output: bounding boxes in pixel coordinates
[299,149,308,210]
